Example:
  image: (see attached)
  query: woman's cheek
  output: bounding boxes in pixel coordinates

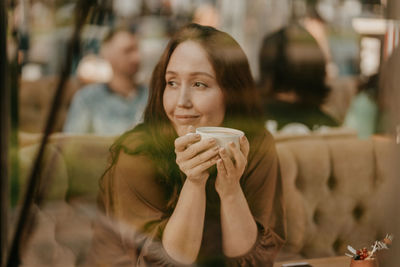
[163,89,176,114]
[195,93,225,125]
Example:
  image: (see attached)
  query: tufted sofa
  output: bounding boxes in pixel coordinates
[15,131,399,266]
[19,77,80,133]
[275,133,399,261]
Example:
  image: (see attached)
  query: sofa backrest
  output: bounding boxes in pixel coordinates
[19,134,115,202]
[19,77,80,133]
[17,134,116,266]
[276,135,399,259]
[16,133,399,265]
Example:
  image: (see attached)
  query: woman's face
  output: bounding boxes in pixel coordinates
[163,40,225,136]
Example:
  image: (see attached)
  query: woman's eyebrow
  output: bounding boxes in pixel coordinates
[166,70,215,79]
[165,71,177,76]
[190,72,215,79]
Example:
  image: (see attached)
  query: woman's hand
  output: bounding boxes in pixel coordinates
[215,135,250,197]
[175,126,220,185]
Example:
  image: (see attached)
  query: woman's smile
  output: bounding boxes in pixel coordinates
[174,114,201,123]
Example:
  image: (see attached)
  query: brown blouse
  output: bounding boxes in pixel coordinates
[87,130,286,266]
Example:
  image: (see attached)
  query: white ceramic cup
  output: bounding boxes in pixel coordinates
[195,127,245,155]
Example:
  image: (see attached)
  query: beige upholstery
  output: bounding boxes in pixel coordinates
[275,135,399,260]
[17,135,115,266]
[15,133,399,265]
[19,77,80,133]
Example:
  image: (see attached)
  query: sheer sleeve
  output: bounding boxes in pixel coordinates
[87,147,190,266]
[225,131,286,266]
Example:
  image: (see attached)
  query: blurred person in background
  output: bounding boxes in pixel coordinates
[259,23,339,132]
[291,2,359,126]
[343,73,379,138]
[192,3,220,28]
[300,6,339,80]
[63,25,148,135]
[87,23,285,266]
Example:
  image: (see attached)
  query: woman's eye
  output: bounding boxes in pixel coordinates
[167,81,177,87]
[193,82,207,88]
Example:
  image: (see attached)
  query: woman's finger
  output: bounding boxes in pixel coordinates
[181,146,219,170]
[187,155,219,177]
[219,147,235,176]
[180,138,216,160]
[239,135,250,158]
[228,142,246,170]
[174,133,201,152]
[216,158,227,177]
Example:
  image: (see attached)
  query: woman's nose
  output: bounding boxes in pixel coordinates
[177,86,192,108]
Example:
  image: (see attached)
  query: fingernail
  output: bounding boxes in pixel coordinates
[230,142,235,147]
[220,148,226,154]
[195,134,201,138]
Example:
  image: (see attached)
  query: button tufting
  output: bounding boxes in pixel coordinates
[327,175,336,191]
[332,238,343,253]
[353,204,364,222]
[313,209,321,225]
[295,177,303,191]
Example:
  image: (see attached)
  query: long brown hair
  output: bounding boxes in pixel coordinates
[105,23,264,213]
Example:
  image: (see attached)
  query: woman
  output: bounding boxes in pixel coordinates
[259,24,338,131]
[88,23,285,266]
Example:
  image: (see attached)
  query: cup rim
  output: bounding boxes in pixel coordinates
[195,126,244,137]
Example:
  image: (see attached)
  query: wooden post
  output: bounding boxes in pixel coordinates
[0,0,9,265]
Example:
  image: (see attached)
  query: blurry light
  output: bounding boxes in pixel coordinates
[76,55,113,84]
[352,18,387,34]
[342,0,362,17]
[192,4,220,28]
[360,37,381,76]
[170,0,193,15]
[113,0,141,17]
[21,64,43,81]
[385,21,400,58]
[317,0,338,23]
[265,120,277,134]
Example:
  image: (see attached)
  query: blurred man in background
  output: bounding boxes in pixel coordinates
[63,25,148,135]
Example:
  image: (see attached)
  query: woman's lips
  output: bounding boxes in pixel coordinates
[174,114,200,123]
